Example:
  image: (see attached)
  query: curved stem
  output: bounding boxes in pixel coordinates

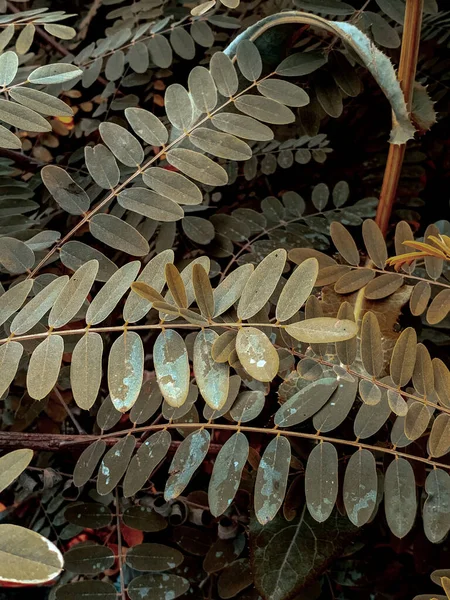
[375,0,424,235]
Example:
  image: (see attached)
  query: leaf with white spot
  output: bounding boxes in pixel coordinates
[236,327,279,382]
[154,330,190,408]
[108,331,144,412]
[343,449,377,526]
[164,429,210,500]
[97,436,136,496]
[275,378,338,427]
[254,436,291,525]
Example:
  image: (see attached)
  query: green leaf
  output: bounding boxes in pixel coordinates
[305,442,338,522]
[236,40,262,81]
[86,260,140,325]
[0,124,21,149]
[64,543,115,574]
[236,327,279,382]
[237,248,286,320]
[126,543,183,572]
[194,329,230,410]
[254,435,291,524]
[189,66,217,113]
[165,83,194,131]
[230,390,265,423]
[128,574,189,600]
[213,264,254,317]
[9,87,73,117]
[423,469,450,544]
[0,51,18,86]
[249,509,357,600]
[343,449,377,527]
[89,214,149,256]
[0,525,63,584]
[27,335,64,400]
[73,440,106,487]
[190,127,252,161]
[170,27,195,60]
[154,329,190,407]
[235,95,295,125]
[123,249,174,323]
[118,187,184,221]
[212,112,274,141]
[0,341,23,397]
[257,79,310,107]
[11,275,68,335]
[125,107,168,146]
[48,260,98,328]
[60,241,117,282]
[276,51,327,76]
[166,148,228,186]
[28,63,82,85]
[285,317,358,343]
[16,23,35,55]
[143,167,202,205]
[108,331,144,412]
[71,333,103,410]
[209,432,248,517]
[41,165,90,215]
[123,430,171,497]
[0,449,33,493]
[164,429,210,500]
[384,457,416,538]
[97,436,137,495]
[44,23,76,39]
[210,51,238,97]
[0,236,34,274]
[148,34,173,68]
[99,122,144,166]
[275,378,338,427]
[55,581,117,600]
[123,506,168,532]
[276,257,319,322]
[84,144,120,189]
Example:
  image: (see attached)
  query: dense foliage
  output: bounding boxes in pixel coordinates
[0,0,449,599]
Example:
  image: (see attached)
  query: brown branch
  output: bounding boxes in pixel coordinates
[0,148,41,171]
[1,425,449,471]
[0,431,223,454]
[375,0,424,235]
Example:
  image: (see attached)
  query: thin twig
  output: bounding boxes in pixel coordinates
[0,423,447,471]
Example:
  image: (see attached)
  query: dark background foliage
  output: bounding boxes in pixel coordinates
[1,0,450,599]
